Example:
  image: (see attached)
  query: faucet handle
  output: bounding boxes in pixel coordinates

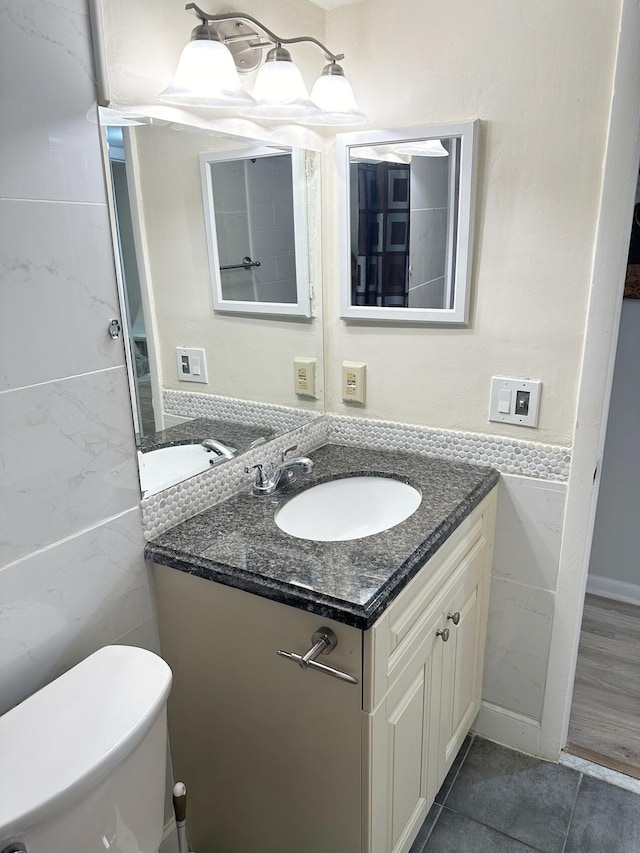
[244,463,268,487]
[281,445,298,462]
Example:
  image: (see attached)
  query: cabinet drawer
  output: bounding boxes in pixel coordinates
[389,513,484,653]
[387,535,487,692]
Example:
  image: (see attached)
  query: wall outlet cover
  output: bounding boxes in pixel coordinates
[342,361,366,404]
[294,357,317,398]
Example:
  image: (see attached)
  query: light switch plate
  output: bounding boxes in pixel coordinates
[176,346,208,384]
[489,376,541,427]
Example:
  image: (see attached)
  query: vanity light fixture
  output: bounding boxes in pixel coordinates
[247,43,321,121]
[352,140,450,164]
[306,61,367,126]
[395,139,449,157]
[159,3,367,125]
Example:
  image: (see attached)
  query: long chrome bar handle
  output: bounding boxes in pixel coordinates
[277,651,358,684]
[277,627,358,685]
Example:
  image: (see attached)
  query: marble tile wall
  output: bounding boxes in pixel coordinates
[480,475,567,729]
[0,0,159,716]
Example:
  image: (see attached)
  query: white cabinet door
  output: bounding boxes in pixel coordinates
[366,600,443,853]
[364,488,497,853]
[438,538,488,774]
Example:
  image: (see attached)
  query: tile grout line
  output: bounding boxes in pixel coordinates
[418,736,476,851]
[0,504,142,575]
[437,805,548,851]
[0,196,107,206]
[0,363,126,395]
[435,734,476,809]
[560,772,583,853]
[418,804,442,852]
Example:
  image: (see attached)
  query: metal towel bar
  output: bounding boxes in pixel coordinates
[220,255,261,271]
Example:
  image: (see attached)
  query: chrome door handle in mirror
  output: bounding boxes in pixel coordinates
[277,627,358,685]
[447,611,461,625]
[436,627,450,642]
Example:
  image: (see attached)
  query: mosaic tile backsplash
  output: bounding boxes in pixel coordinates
[140,412,572,538]
[163,388,319,434]
[328,416,571,481]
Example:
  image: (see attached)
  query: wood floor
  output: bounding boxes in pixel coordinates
[567,594,640,779]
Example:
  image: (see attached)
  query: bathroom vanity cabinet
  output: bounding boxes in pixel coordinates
[152,487,497,853]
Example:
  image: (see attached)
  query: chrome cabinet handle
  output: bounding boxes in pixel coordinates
[436,627,450,642]
[447,611,461,626]
[277,627,358,685]
[300,627,337,665]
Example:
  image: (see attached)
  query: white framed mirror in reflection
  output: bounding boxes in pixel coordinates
[200,147,312,317]
[100,111,323,498]
[337,121,477,324]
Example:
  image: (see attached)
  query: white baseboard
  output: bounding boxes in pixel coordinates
[586,574,640,606]
[159,818,178,853]
[473,701,542,756]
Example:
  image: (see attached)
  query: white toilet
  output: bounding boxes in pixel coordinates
[0,645,172,853]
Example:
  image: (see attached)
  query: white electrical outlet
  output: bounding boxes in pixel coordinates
[176,347,208,384]
[489,376,541,427]
[342,362,366,404]
[293,357,317,398]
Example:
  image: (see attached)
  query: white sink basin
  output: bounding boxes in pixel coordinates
[138,444,213,496]
[275,476,422,542]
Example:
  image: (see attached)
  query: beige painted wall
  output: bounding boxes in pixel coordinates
[101,0,622,444]
[323,0,622,445]
[132,124,324,410]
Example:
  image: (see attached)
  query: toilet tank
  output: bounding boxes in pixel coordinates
[0,646,172,853]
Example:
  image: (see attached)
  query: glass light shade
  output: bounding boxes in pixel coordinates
[159,39,256,108]
[399,139,449,157]
[351,146,410,164]
[243,59,323,120]
[305,71,368,126]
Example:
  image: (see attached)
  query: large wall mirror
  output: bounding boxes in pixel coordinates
[337,121,477,324]
[101,112,323,497]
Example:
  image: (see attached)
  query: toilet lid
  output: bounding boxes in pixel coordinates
[0,645,172,837]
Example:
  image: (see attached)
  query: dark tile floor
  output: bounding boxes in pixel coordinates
[410,736,640,852]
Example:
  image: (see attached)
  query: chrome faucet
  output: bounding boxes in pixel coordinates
[245,445,313,496]
[201,438,236,461]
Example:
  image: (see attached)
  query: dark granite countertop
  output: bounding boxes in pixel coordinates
[138,417,274,455]
[146,444,499,629]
